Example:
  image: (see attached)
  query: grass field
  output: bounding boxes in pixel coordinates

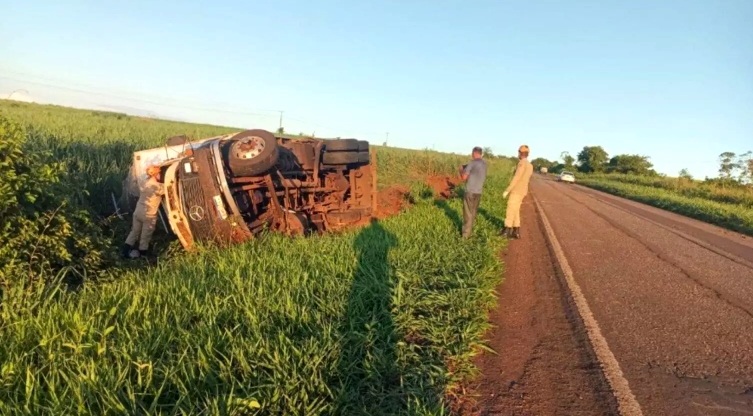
[0,100,514,415]
[578,173,753,236]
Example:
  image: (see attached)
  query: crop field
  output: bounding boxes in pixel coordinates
[578,173,753,236]
[0,101,514,415]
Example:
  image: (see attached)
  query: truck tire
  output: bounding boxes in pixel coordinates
[324,139,359,152]
[322,151,360,165]
[224,129,280,177]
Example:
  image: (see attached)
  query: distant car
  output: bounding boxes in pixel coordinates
[557,171,575,183]
[540,167,548,174]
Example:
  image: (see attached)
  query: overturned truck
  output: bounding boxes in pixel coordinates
[119,129,376,251]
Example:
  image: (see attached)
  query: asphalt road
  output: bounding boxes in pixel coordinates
[531,175,753,415]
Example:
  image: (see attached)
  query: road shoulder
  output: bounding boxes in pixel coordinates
[465,194,619,415]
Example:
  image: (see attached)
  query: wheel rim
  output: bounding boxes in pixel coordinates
[233,136,266,160]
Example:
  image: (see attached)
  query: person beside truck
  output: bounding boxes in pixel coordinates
[458,146,488,239]
[121,165,165,259]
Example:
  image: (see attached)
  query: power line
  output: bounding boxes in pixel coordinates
[0,75,285,119]
[281,114,383,138]
[0,68,283,114]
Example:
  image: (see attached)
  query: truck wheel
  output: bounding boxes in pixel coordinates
[324,139,359,152]
[322,151,360,165]
[225,129,280,177]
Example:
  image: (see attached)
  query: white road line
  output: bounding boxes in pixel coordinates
[532,192,644,416]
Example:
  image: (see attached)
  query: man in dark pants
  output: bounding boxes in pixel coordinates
[459,146,488,239]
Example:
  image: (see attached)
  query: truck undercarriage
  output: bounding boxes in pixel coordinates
[121,129,376,251]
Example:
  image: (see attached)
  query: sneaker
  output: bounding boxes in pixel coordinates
[128,249,141,259]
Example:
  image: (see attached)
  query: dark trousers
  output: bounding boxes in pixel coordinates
[462,192,481,238]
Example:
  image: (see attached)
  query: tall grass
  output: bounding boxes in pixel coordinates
[583,173,753,208]
[0,100,515,414]
[1,101,470,208]
[578,176,753,236]
[375,147,468,190]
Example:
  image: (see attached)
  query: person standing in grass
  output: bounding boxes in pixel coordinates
[121,165,165,259]
[501,145,533,239]
[459,146,488,239]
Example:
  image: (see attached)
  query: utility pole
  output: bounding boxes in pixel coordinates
[385,132,389,146]
[278,111,284,132]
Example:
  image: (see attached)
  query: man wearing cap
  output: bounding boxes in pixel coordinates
[458,146,488,239]
[121,165,165,259]
[502,145,533,239]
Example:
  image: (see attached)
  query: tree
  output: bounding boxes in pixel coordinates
[718,151,739,180]
[531,157,554,171]
[549,152,575,174]
[276,126,285,134]
[482,147,495,158]
[606,154,655,175]
[737,151,752,184]
[576,146,609,173]
[560,151,575,168]
[678,168,693,180]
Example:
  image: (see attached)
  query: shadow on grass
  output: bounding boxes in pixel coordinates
[434,199,463,233]
[335,219,442,413]
[434,196,506,237]
[478,207,505,231]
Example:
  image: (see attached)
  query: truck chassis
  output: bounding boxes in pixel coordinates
[120,129,377,251]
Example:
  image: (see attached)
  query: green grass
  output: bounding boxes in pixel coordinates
[582,172,753,208]
[0,100,487,257]
[0,100,515,415]
[578,174,753,236]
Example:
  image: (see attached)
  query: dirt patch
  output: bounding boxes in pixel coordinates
[373,175,461,220]
[426,175,462,199]
[459,196,619,416]
[375,185,411,219]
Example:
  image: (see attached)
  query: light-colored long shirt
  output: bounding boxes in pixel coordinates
[505,158,533,196]
[135,176,165,217]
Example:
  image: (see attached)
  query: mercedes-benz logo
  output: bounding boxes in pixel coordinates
[189,205,205,221]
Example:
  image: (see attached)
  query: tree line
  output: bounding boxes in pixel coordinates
[706,151,753,186]
[530,146,657,176]
[529,146,753,185]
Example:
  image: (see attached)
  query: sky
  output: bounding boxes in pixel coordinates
[1,0,751,179]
